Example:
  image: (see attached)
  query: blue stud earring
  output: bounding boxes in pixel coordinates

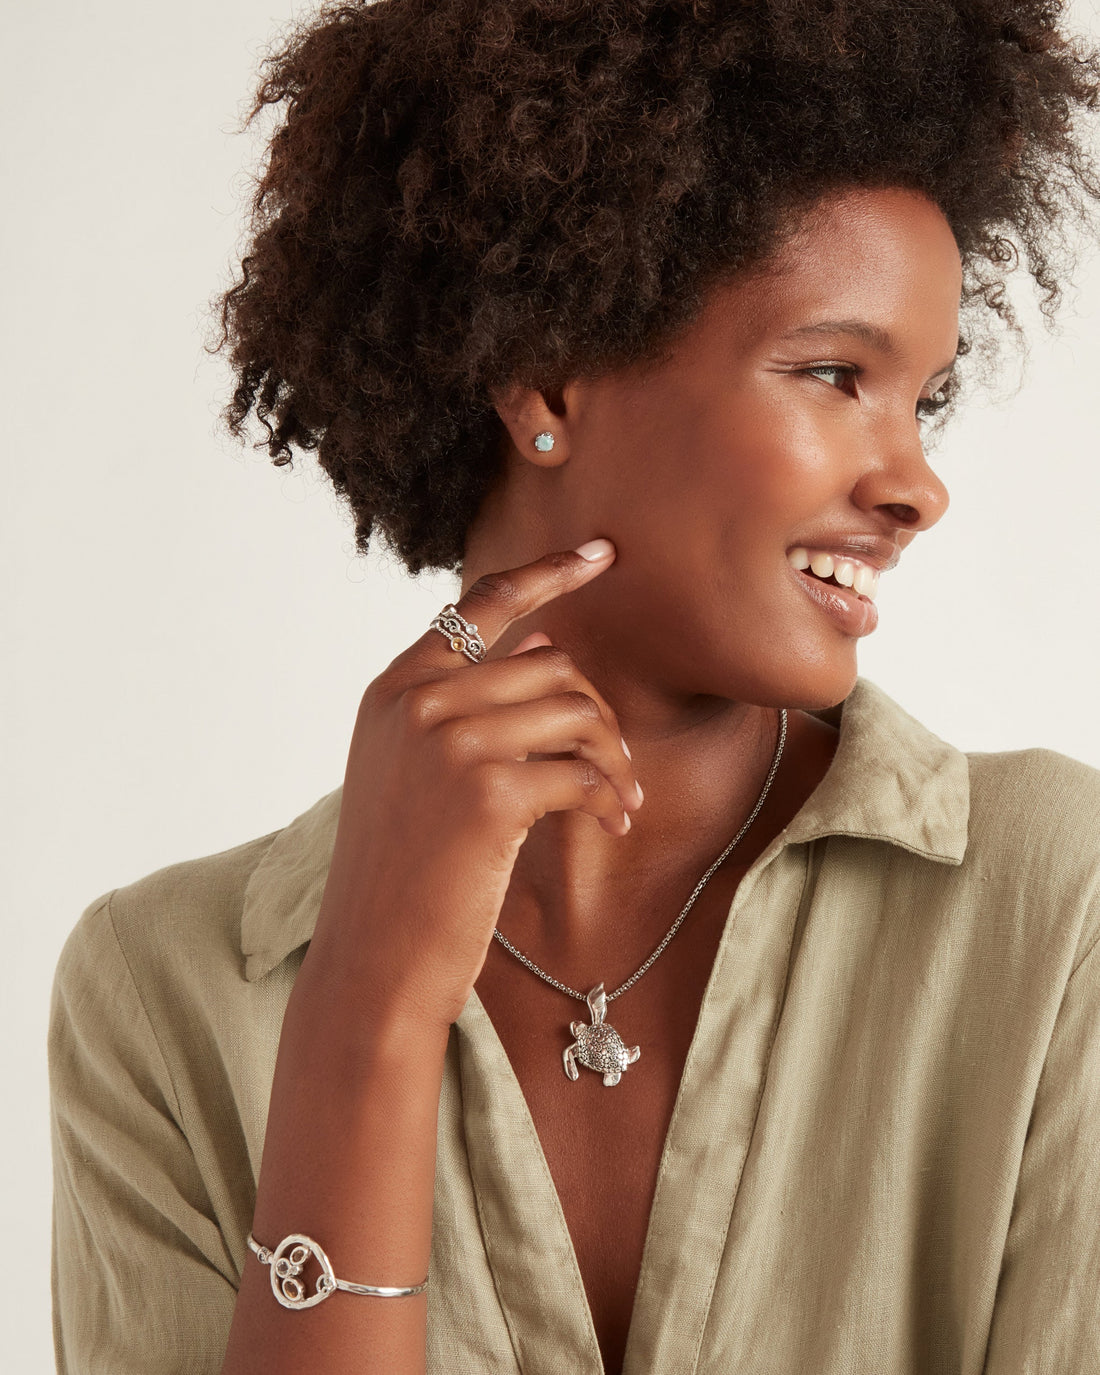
[533,431,555,452]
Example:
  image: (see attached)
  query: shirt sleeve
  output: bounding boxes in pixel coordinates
[49,893,240,1375]
[982,928,1100,1373]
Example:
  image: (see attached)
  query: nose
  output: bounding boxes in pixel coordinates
[850,426,950,533]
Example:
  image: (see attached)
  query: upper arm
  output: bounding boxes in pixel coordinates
[981,922,1100,1373]
[49,893,239,1375]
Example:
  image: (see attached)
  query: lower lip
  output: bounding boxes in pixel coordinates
[791,566,879,637]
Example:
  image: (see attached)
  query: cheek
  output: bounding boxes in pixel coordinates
[683,438,833,542]
[721,397,844,510]
[695,384,839,505]
[574,392,714,535]
[577,378,839,558]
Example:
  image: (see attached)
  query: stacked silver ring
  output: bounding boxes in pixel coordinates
[429,603,487,662]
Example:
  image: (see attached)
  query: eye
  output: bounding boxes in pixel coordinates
[801,363,859,395]
[802,364,952,423]
[916,389,950,421]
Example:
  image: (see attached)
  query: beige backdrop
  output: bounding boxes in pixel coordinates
[5,0,1100,1367]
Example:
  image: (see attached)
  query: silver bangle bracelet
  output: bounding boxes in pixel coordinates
[248,1233,429,1308]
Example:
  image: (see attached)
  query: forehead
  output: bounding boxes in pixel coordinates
[708,186,963,350]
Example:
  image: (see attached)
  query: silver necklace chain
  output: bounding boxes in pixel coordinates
[492,708,789,1004]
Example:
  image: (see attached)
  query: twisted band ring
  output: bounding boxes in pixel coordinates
[429,604,487,663]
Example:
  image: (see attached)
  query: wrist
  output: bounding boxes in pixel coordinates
[296,908,461,1045]
[282,947,453,1082]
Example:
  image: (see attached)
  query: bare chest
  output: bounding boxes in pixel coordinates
[474,874,744,1374]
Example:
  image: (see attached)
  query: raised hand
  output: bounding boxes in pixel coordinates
[308,538,644,1035]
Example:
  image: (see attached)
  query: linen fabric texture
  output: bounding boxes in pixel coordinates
[49,679,1100,1374]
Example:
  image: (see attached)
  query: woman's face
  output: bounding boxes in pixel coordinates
[481,184,962,712]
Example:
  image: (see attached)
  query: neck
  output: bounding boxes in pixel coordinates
[459,517,837,965]
[504,691,783,953]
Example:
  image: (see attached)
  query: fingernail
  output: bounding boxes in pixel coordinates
[620,736,631,759]
[634,780,644,803]
[574,538,615,562]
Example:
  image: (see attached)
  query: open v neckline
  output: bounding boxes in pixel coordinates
[451,835,810,1375]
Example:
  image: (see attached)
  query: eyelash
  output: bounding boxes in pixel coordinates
[801,364,950,419]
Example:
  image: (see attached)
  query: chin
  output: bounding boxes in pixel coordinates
[739,651,860,714]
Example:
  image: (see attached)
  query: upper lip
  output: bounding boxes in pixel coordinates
[787,533,903,573]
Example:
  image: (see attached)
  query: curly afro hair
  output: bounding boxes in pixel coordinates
[216,0,1100,576]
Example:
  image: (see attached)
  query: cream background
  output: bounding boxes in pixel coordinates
[4,0,1099,1367]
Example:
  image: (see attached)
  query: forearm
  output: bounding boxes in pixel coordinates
[220,950,450,1375]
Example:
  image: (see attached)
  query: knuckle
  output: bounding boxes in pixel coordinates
[534,646,575,681]
[563,690,602,725]
[542,548,579,577]
[574,759,603,797]
[358,675,400,726]
[358,677,386,717]
[465,570,522,610]
[400,681,449,729]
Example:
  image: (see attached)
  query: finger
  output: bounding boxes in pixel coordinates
[472,758,632,836]
[508,632,553,656]
[408,540,616,670]
[423,645,642,809]
[438,694,639,812]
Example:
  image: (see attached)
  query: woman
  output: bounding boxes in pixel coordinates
[49,1,1100,1372]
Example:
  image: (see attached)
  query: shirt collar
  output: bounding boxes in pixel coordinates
[791,676,970,861]
[239,677,970,981]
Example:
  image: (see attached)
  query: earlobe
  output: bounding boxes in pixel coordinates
[488,382,570,465]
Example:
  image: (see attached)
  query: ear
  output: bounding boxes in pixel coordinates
[489,380,571,468]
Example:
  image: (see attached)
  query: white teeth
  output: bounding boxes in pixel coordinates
[788,547,883,601]
[853,564,879,601]
[809,552,835,579]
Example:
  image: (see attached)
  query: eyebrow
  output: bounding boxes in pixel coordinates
[779,318,959,380]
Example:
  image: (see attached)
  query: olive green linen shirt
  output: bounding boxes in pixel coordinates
[49,678,1100,1374]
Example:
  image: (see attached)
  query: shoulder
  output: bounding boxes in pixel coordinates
[967,741,1100,799]
[963,745,1100,972]
[55,824,282,999]
[52,782,343,1045]
[965,744,1100,860]
[842,680,1100,969]
[49,798,337,1178]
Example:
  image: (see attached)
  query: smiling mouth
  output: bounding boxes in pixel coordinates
[788,547,880,601]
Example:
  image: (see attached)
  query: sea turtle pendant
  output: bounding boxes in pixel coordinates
[562,983,641,1086]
